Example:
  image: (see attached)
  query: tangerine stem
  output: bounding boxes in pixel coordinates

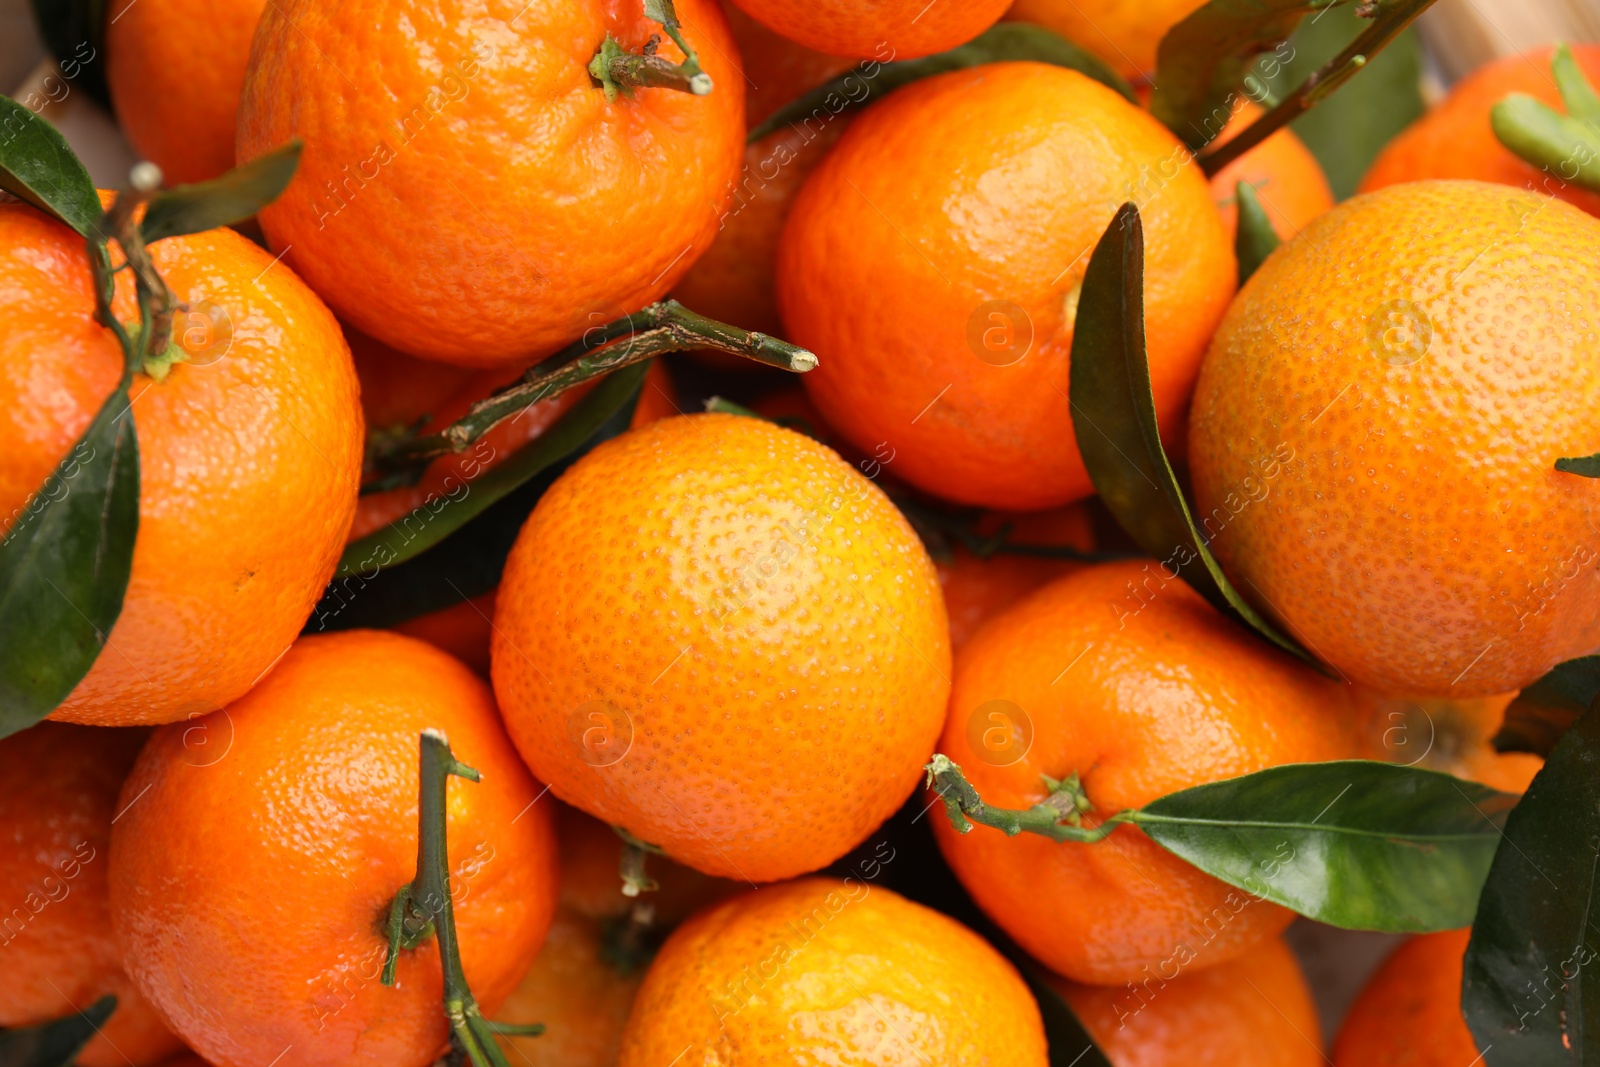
[1197,0,1437,179]
[380,730,522,1067]
[376,301,816,475]
[1490,45,1600,194]
[89,164,181,384]
[613,826,666,898]
[925,754,1130,844]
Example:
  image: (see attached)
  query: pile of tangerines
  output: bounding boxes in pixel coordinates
[4,0,1600,1065]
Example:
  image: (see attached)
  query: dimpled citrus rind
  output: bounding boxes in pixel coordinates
[492,413,951,882]
[616,878,1049,1067]
[778,62,1234,510]
[1189,180,1600,697]
[932,561,1353,984]
[109,631,558,1067]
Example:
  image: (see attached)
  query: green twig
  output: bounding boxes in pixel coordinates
[924,754,1128,843]
[381,731,536,1067]
[89,163,181,383]
[374,301,815,477]
[1198,0,1438,179]
[613,825,666,899]
[589,1,710,101]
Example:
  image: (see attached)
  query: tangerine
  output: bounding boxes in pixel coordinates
[1331,929,1485,1067]
[1209,100,1335,242]
[0,723,184,1067]
[1361,46,1600,217]
[491,412,951,882]
[616,877,1049,1066]
[109,630,559,1067]
[1189,180,1600,697]
[1006,0,1209,82]
[724,0,1008,61]
[777,62,1235,510]
[931,560,1353,984]
[237,0,745,366]
[0,198,361,726]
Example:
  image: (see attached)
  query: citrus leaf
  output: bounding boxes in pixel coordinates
[1556,454,1600,477]
[1131,760,1516,931]
[747,23,1133,143]
[0,96,100,237]
[309,370,643,631]
[1463,705,1600,1065]
[1250,1,1425,198]
[28,0,109,108]
[0,995,116,1067]
[337,361,648,578]
[1499,656,1600,757]
[0,383,138,739]
[1068,202,1313,663]
[1151,0,1344,149]
[1556,41,1600,124]
[140,141,302,244]
[1234,181,1279,282]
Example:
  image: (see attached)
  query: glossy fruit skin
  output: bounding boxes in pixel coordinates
[491,413,951,883]
[1051,936,1325,1067]
[726,0,1008,61]
[0,724,184,1067]
[1209,101,1335,242]
[1189,180,1600,698]
[1361,46,1600,217]
[1006,0,1208,81]
[106,0,265,183]
[932,560,1354,985]
[237,0,744,367]
[778,62,1235,510]
[109,631,559,1067]
[616,878,1050,1066]
[0,200,361,726]
[1332,930,1484,1066]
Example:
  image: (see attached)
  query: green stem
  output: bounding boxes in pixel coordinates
[95,163,182,378]
[613,825,665,898]
[925,754,1131,843]
[589,0,711,103]
[1198,0,1438,179]
[375,300,816,477]
[380,731,530,1067]
[1490,44,1600,195]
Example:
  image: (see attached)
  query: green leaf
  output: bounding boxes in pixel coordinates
[0,995,116,1067]
[0,96,100,237]
[1554,41,1600,124]
[28,0,110,108]
[1234,181,1279,282]
[1067,202,1312,663]
[309,370,643,631]
[1258,2,1425,198]
[337,361,647,579]
[140,141,302,244]
[1557,453,1600,477]
[1151,0,1340,150]
[1463,705,1600,1064]
[1492,94,1600,197]
[1499,656,1600,757]
[0,383,139,738]
[1132,760,1517,931]
[747,23,1134,143]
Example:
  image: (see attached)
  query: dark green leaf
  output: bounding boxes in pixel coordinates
[1068,202,1312,662]
[748,23,1134,143]
[1131,760,1516,931]
[1151,0,1337,150]
[0,995,116,1067]
[1234,181,1279,282]
[0,96,100,236]
[1464,705,1600,1065]
[28,0,109,108]
[1556,454,1600,477]
[1256,2,1425,198]
[1498,656,1600,757]
[141,141,302,244]
[309,372,643,631]
[0,383,138,738]
[337,361,647,578]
